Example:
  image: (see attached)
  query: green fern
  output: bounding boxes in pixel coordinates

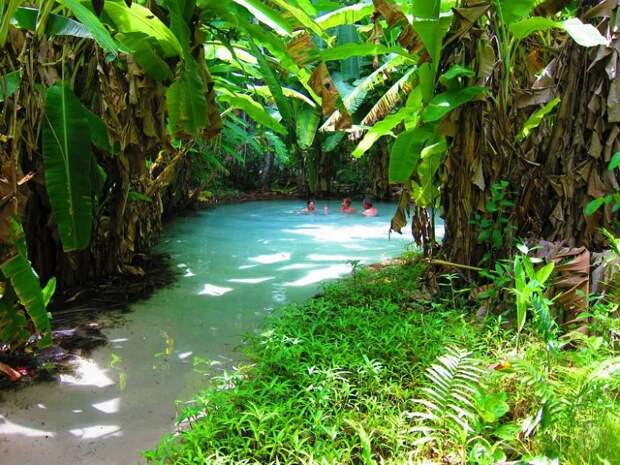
[410,346,484,446]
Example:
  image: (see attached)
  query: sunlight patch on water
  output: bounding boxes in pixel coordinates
[307,254,368,262]
[69,425,122,439]
[228,277,275,284]
[198,284,233,296]
[249,252,291,264]
[284,224,393,243]
[0,417,55,438]
[92,398,121,414]
[60,358,115,388]
[284,264,352,287]
[277,263,321,271]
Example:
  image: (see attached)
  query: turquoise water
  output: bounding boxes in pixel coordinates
[0,201,417,465]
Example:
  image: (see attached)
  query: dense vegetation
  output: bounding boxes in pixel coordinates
[0,0,619,463]
[146,258,620,464]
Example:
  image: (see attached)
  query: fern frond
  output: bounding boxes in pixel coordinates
[411,347,483,446]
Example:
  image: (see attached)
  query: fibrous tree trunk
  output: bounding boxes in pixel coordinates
[1,31,195,292]
[441,1,619,267]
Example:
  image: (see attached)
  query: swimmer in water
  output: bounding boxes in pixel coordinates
[303,200,317,213]
[361,198,378,217]
[340,197,356,213]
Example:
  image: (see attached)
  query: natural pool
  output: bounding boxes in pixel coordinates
[0,200,426,465]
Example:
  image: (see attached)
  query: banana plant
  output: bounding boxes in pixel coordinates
[0,220,55,348]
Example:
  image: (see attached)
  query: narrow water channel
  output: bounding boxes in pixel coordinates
[0,201,424,465]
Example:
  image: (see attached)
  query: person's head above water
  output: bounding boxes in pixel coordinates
[306,200,316,211]
[342,197,352,207]
[363,198,373,209]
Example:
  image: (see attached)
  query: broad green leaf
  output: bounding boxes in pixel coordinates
[42,83,95,252]
[316,2,374,29]
[509,16,557,40]
[585,197,606,216]
[412,1,453,74]
[269,0,329,41]
[516,97,560,142]
[248,39,295,131]
[352,106,410,158]
[102,0,182,57]
[251,85,317,108]
[11,7,91,38]
[422,86,487,122]
[439,65,475,85]
[219,92,287,135]
[61,0,121,59]
[116,32,174,81]
[495,0,535,26]
[609,152,620,170]
[0,70,21,103]
[322,132,345,152]
[389,126,434,183]
[166,69,208,136]
[561,18,608,47]
[296,107,320,150]
[319,43,410,61]
[535,262,554,285]
[79,104,113,153]
[1,221,52,348]
[412,136,447,206]
[233,0,292,36]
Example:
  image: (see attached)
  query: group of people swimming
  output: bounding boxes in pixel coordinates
[303,197,378,217]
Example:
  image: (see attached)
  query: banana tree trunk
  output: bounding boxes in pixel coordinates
[441,3,619,267]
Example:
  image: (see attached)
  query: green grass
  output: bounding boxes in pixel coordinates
[145,260,620,465]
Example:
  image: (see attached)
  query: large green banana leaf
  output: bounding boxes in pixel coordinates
[296,106,321,150]
[102,0,182,57]
[316,2,374,29]
[116,32,174,81]
[0,222,54,348]
[219,91,287,135]
[42,83,95,252]
[422,86,487,122]
[61,0,120,58]
[11,6,91,38]
[388,126,434,183]
[233,0,292,36]
[166,69,208,137]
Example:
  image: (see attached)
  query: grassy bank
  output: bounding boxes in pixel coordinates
[146,259,620,465]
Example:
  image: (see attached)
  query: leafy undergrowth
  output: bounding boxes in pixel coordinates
[145,260,620,465]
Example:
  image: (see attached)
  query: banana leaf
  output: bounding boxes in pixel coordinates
[233,0,293,36]
[61,0,121,59]
[102,0,182,57]
[388,126,434,183]
[296,106,321,150]
[42,83,95,252]
[0,222,53,348]
[11,6,91,38]
[315,2,374,29]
